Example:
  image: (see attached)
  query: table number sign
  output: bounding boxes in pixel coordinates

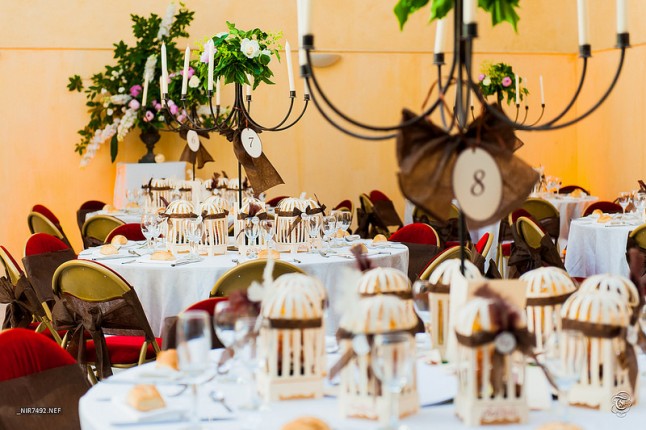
[452,147,502,222]
[186,130,201,152]
[241,128,263,158]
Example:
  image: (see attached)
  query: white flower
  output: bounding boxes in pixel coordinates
[482,77,491,86]
[110,94,131,105]
[118,87,125,93]
[117,108,137,141]
[144,54,157,82]
[188,75,200,88]
[100,88,107,94]
[157,3,176,39]
[106,108,114,116]
[110,77,115,81]
[240,38,261,59]
[158,115,165,122]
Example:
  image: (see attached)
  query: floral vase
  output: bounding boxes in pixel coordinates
[138,128,161,163]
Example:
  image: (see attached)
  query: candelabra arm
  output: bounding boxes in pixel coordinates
[237,87,300,131]
[543,58,588,126]
[267,98,310,132]
[528,104,546,127]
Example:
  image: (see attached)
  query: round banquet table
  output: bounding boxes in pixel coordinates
[564,214,641,278]
[539,193,598,248]
[78,349,646,430]
[78,243,408,337]
[86,209,143,225]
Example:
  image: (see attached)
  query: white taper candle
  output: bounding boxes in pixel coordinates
[515,74,520,105]
[539,75,545,105]
[577,0,590,45]
[207,40,215,91]
[181,46,190,96]
[434,19,446,54]
[616,0,627,34]
[285,41,296,92]
[215,77,221,106]
[463,0,477,25]
[161,43,168,94]
[142,76,149,107]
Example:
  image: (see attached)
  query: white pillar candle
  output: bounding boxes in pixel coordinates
[297,0,312,35]
[161,43,168,94]
[539,75,545,105]
[616,0,627,34]
[207,40,215,91]
[215,77,221,106]
[181,46,190,96]
[515,74,520,105]
[434,19,446,54]
[159,76,165,105]
[285,41,296,92]
[142,76,149,107]
[463,0,477,25]
[299,48,307,66]
[577,0,589,45]
[246,74,252,96]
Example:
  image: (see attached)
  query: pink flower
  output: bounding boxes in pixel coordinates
[502,76,512,87]
[188,67,195,78]
[143,111,154,122]
[128,99,140,110]
[169,104,179,115]
[200,50,209,63]
[176,113,187,123]
[154,103,162,112]
[478,73,485,81]
[129,85,142,97]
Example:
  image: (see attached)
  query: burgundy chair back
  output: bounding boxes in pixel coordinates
[333,199,353,212]
[0,328,75,382]
[583,201,623,217]
[369,190,390,202]
[24,233,70,257]
[76,200,106,233]
[32,204,61,228]
[185,297,228,314]
[105,223,146,243]
[389,223,438,245]
[559,185,590,195]
[0,246,24,280]
[266,196,288,207]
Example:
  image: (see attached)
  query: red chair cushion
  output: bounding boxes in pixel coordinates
[32,204,61,226]
[582,201,623,217]
[389,223,438,245]
[185,297,228,314]
[369,190,390,202]
[266,196,288,207]
[475,233,490,254]
[105,223,146,243]
[79,200,106,211]
[0,328,76,382]
[333,199,353,211]
[501,242,512,257]
[85,336,162,365]
[445,241,461,248]
[0,245,23,276]
[24,233,70,256]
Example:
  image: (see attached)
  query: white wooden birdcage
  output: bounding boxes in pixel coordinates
[275,197,323,252]
[520,267,577,351]
[148,178,171,210]
[258,274,325,401]
[455,297,529,426]
[233,198,267,248]
[561,290,634,411]
[426,259,482,360]
[177,179,193,202]
[337,295,419,423]
[164,199,195,254]
[199,198,228,256]
[578,274,641,309]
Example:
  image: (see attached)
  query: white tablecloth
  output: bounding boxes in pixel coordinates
[86,210,143,225]
[114,162,186,209]
[564,215,640,277]
[79,350,646,430]
[541,194,598,248]
[78,244,408,337]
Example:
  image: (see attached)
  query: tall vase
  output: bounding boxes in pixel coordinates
[138,128,161,163]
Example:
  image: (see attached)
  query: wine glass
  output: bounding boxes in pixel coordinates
[335,211,352,239]
[619,192,631,219]
[176,310,212,429]
[411,280,432,354]
[186,219,203,259]
[371,332,414,430]
[244,217,260,258]
[259,218,275,251]
[306,214,321,251]
[234,316,263,411]
[140,212,158,250]
[213,301,240,381]
[538,329,585,426]
[322,215,337,250]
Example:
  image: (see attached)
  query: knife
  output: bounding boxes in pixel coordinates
[171,259,202,267]
[91,255,138,261]
[111,416,235,426]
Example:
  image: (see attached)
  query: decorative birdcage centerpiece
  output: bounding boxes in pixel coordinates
[144,178,172,210]
[454,290,531,426]
[520,267,577,351]
[258,273,326,401]
[199,197,229,256]
[164,199,196,254]
[561,288,637,411]
[334,295,419,422]
[275,197,324,252]
[425,259,482,360]
[233,198,267,247]
[177,180,193,202]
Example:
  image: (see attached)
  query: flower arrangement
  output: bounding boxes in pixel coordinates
[195,22,282,90]
[395,0,521,31]
[67,4,211,166]
[477,61,528,105]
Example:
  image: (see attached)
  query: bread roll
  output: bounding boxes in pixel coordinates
[151,250,175,261]
[156,349,179,371]
[103,204,116,213]
[281,417,331,430]
[597,214,612,223]
[373,234,388,243]
[334,229,349,238]
[592,209,603,216]
[127,385,166,412]
[100,244,119,255]
[350,243,368,254]
[111,235,128,246]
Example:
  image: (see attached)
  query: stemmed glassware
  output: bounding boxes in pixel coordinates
[411,280,432,354]
[371,332,414,430]
[335,211,352,240]
[305,214,321,251]
[186,219,203,259]
[618,192,631,220]
[322,215,337,250]
[234,316,263,411]
[213,301,241,381]
[140,212,159,251]
[538,329,585,427]
[176,310,212,429]
[259,218,275,251]
[244,217,260,259]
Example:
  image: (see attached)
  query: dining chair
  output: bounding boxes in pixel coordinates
[419,246,473,280]
[105,223,146,243]
[265,195,289,207]
[364,192,403,237]
[521,198,560,244]
[81,215,125,249]
[369,189,390,202]
[475,232,493,260]
[516,216,545,249]
[161,297,229,351]
[558,185,590,195]
[496,208,536,276]
[0,245,24,285]
[76,200,106,235]
[52,260,161,381]
[582,201,623,217]
[388,223,439,246]
[27,207,73,250]
[628,223,646,250]
[210,260,304,297]
[333,199,354,213]
[24,232,71,257]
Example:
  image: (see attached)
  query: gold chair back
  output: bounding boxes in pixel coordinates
[629,223,646,249]
[81,215,125,245]
[53,259,130,301]
[516,216,545,249]
[210,260,305,297]
[419,246,472,280]
[0,247,22,285]
[27,212,65,240]
[522,198,559,221]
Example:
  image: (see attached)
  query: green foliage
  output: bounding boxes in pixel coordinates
[67,75,83,92]
[477,61,529,105]
[394,0,521,31]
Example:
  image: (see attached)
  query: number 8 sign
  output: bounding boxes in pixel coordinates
[452,147,502,221]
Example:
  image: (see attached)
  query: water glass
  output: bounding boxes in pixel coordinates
[259,218,275,250]
[235,316,263,411]
[619,192,631,219]
[186,219,203,258]
[322,215,337,249]
[335,211,352,236]
[244,217,260,258]
[371,332,414,430]
[140,213,158,250]
[411,280,432,351]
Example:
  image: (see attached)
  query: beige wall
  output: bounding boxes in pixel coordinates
[0,0,641,256]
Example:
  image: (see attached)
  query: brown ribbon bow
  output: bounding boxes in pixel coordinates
[178,127,214,169]
[396,104,538,228]
[220,125,284,194]
[279,206,325,237]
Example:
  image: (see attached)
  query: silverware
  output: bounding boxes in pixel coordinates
[121,259,138,265]
[170,259,201,267]
[292,258,302,264]
[231,258,239,265]
[92,255,137,261]
[209,391,233,413]
[128,249,143,256]
[111,416,235,426]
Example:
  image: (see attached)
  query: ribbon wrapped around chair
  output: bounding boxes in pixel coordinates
[179,127,214,169]
[220,125,284,194]
[396,105,538,228]
[538,216,560,243]
[0,276,39,329]
[508,227,564,278]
